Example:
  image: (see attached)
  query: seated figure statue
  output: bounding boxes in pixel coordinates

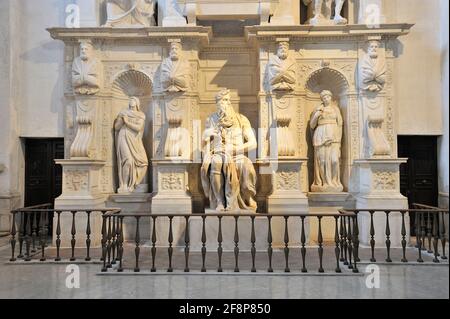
[267,41,296,92]
[104,0,156,27]
[161,42,190,92]
[201,89,258,211]
[303,0,347,25]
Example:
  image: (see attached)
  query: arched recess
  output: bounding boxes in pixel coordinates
[111,69,154,192]
[304,67,351,192]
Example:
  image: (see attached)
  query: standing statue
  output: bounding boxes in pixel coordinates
[115,97,148,194]
[104,0,156,27]
[267,42,296,92]
[303,0,348,25]
[360,40,386,93]
[201,89,258,211]
[310,90,344,193]
[161,42,190,92]
[72,41,100,95]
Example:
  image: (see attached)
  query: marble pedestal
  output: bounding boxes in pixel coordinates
[151,160,192,214]
[107,193,152,241]
[260,159,309,214]
[354,159,409,248]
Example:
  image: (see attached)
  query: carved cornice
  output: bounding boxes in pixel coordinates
[245,24,414,44]
[47,27,212,46]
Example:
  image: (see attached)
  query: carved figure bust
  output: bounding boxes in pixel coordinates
[267,42,296,92]
[72,41,100,95]
[161,42,190,92]
[361,40,387,93]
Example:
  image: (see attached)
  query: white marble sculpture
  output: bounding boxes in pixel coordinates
[114,97,149,194]
[104,0,156,27]
[201,89,258,211]
[303,0,347,25]
[361,40,386,93]
[72,41,100,95]
[367,117,391,157]
[161,42,190,92]
[310,90,344,193]
[267,42,296,92]
[161,0,187,26]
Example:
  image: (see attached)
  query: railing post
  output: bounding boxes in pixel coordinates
[353,212,360,262]
[440,211,447,260]
[385,211,392,263]
[151,216,157,272]
[111,216,117,265]
[101,214,108,272]
[342,216,348,265]
[284,216,290,273]
[267,216,273,273]
[352,215,359,273]
[184,216,190,273]
[318,216,324,273]
[55,211,62,262]
[134,216,141,273]
[334,216,341,273]
[117,216,124,272]
[416,212,424,263]
[39,211,47,262]
[234,216,240,273]
[168,216,174,273]
[217,216,223,273]
[85,211,92,262]
[70,211,77,262]
[433,213,440,263]
[10,212,17,262]
[31,212,38,253]
[24,212,32,262]
[18,211,24,259]
[251,216,256,273]
[369,210,376,262]
[300,216,307,273]
[401,211,408,263]
[106,214,112,268]
[347,216,354,269]
[201,215,206,273]
[426,211,433,253]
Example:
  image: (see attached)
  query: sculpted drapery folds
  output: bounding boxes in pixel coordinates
[201,89,258,211]
[72,41,100,95]
[361,40,387,93]
[268,42,296,92]
[161,42,190,93]
[310,90,344,193]
[104,0,156,27]
[303,0,347,25]
[114,97,148,194]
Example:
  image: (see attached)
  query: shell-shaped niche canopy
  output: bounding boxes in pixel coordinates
[112,69,153,97]
[305,67,349,98]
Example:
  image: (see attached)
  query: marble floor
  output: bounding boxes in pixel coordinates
[0,243,448,299]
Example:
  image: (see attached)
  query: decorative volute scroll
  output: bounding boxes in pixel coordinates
[72,41,100,95]
[267,41,296,92]
[161,41,190,93]
[303,0,348,25]
[70,116,93,158]
[275,116,295,157]
[360,40,387,93]
[103,0,156,27]
[165,115,183,157]
[366,117,391,157]
[112,68,152,97]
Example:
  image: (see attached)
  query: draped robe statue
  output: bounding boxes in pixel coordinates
[201,89,258,211]
[114,97,148,193]
[161,42,190,92]
[310,90,344,193]
[72,41,100,95]
[360,40,387,93]
[104,0,156,27]
[267,42,296,92]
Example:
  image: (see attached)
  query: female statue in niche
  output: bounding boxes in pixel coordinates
[114,97,148,193]
[310,90,344,193]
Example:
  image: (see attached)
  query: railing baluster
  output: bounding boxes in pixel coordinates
[31,212,37,253]
[347,216,354,269]
[18,211,24,259]
[39,211,46,262]
[111,216,117,264]
[267,216,273,273]
[339,215,344,262]
[114,215,121,263]
[168,216,174,272]
[440,212,447,260]
[342,216,348,265]
[10,212,17,262]
[426,211,433,253]
[217,216,223,273]
[369,210,376,262]
[24,212,32,261]
[353,212,360,262]
[106,214,112,268]
[334,216,341,273]
[352,216,359,273]
[401,211,408,263]
[251,216,256,273]
[284,216,290,273]
[300,216,307,273]
[55,211,61,262]
[85,211,92,262]
[101,215,108,272]
[134,216,141,272]
[318,216,324,273]
[117,217,124,272]
[234,216,240,273]
[421,211,427,252]
[433,213,440,263]
[70,211,77,261]
[184,216,190,273]
[151,216,157,272]
[417,212,424,263]
[385,211,392,263]
[201,215,207,272]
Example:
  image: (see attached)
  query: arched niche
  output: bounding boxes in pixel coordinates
[110,69,154,192]
[304,67,351,192]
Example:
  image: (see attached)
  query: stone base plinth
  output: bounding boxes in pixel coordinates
[354,159,409,248]
[151,160,192,215]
